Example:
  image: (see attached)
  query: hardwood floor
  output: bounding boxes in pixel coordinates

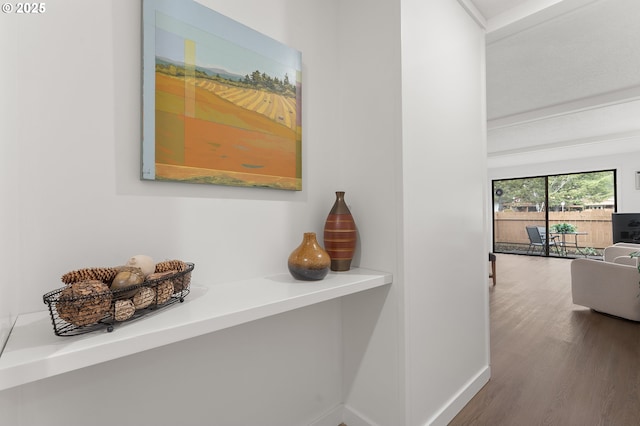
[450,254,640,425]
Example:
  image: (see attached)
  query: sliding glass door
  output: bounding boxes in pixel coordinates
[492,170,616,259]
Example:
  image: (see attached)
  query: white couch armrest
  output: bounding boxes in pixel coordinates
[614,242,640,249]
[604,245,640,263]
[571,258,640,321]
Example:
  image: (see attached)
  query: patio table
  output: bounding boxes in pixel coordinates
[550,232,588,257]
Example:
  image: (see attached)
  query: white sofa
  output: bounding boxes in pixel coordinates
[571,244,640,321]
[604,243,640,266]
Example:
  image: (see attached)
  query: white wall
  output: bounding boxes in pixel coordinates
[0,0,347,318]
[0,5,19,351]
[0,1,348,425]
[401,1,489,425]
[337,0,403,424]
[0,1,490,425]
[335,1,490,424]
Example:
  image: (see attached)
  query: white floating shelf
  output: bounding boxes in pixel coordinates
[0,268,392,391]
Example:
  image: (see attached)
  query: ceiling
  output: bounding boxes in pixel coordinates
[466,0,640,166]
[471,0,533,20]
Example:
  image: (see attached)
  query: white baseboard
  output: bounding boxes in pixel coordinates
[309,405,344,426]
[427,366,491,426]
[310,367,490,426]
[309,404,378,426]
[342,405,380,426]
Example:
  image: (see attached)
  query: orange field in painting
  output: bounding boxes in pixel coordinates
[154,73,301,190]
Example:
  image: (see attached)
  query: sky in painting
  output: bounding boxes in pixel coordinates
[155,11,298,82]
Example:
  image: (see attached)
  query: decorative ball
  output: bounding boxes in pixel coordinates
[125,255,155,277]
[147,271,171,279]
[173,271,190,292]
[132,286,156,310]
[56,280,112,326]
[146,271,175,305]
[113,299,135,321]
[155,269,185,292]
[155,280,174,305]
[110,268,145,298]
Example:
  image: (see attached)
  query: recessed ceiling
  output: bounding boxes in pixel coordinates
[471,0,640,166]
[467,0,592,35]
[470,0,532,20]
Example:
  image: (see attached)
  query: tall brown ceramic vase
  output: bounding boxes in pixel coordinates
[288,232,331,281]
[324,191,357,271]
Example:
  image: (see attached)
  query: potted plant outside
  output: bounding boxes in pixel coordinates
[551,223,577,233]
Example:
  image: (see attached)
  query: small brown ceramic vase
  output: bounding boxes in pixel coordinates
[324,191,357,271]
[287,232,331,281]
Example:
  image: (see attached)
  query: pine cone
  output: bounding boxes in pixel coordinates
[61,267,119,285]
[155,260,187,273]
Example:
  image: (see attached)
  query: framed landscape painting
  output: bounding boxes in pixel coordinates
[142,0,302,190]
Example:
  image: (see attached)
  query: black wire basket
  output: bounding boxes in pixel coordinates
[43,262,194,336]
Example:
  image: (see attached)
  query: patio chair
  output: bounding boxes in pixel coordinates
[526,226,560,255]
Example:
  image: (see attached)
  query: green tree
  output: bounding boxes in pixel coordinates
[494,171,614,212]
[494,177,545,211]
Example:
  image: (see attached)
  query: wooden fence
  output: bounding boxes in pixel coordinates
[494,209,613,250]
